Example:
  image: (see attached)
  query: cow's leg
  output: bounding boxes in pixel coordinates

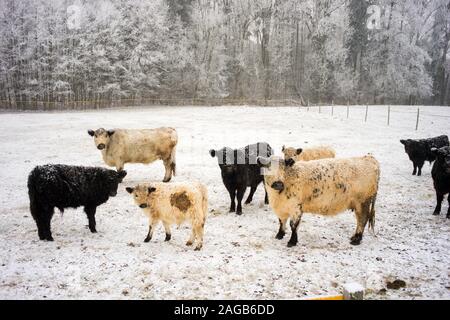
[162,221,171,241]
[84,206,97,233]
[287,212,303,247]
[245,184,257,204]
[186,229,195,247]
[193,223,204,251]
[236,185,246,215]
[227,187,236,213]
[162,159,173,183]
[350,203,367,245]
[433,192,444,216]
[417,160,425,176]
[42,207,54,241]
[412,162,417,175]
[264,185,269,205]
[144,218,159,243]
[116,162,125,172]
[276,218,287,240]
[447,194,450,219]
[32,204,46,241]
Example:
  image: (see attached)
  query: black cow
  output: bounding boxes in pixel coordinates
[431,147,450,218]
[209,142,273,215]
[400,135,449,176]
[28,164,127,241]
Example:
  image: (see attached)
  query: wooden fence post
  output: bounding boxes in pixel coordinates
[387,105,390,126]
[416,107,420,131]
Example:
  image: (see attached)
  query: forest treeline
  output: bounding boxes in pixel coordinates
[0,0,449,109]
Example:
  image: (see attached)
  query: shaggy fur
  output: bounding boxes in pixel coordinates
[258,155,380,247]
[209,142,273,215]
[400,135,449,176]
[126,182,208,250]
[282,145,336,162]
[431,146,450,218]
[28,164,127,241]
[88,127,178,182]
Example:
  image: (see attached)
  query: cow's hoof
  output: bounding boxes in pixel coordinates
[446,214,450,219]
[236,211,243,216]
[163,178,171,183]
[350,234,362,245]
[46,236,54,242]
[229,207,236,213]
[287,241,297,247]
[186,240,193,246]
[90,228,97,233]
[165,234,171,241]
[245,199,252,204]
[433,211,440,216]
[144,237,151,243]
[275,232,285,240]
[194,245,202,251]
[265,200,269,205]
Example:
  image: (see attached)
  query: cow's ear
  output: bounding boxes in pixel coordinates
[209,149,216,158]
[281,145,285,152]
[88,130,95,137]
[257,156,271,168]
[400,140,406,145]
[148,187,156,193]
[107,130,115,137]
[285,158,296,167]
[126,187,134,194]
[296,148,303,155]
[118,170,127,181]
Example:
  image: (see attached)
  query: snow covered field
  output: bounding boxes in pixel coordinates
[0,105,449,300]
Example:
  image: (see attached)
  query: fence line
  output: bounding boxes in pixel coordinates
[304,104,450,131]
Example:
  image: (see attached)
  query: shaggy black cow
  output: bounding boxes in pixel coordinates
[400,135,449,176]
[28,164,127,241]
[209,142,273,215]
[431,147,450,218]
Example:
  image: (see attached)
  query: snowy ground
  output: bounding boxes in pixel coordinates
[0,105,449,300]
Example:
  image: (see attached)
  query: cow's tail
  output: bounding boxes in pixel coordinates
[169,129,178,176]
[202,184,208,222]
[27,171,39,222]
[170,145,177,176]
[368,194,377,236]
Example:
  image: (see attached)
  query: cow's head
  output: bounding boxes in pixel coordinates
[400,139,414,154]
[210,147,243,174]
[282,146,303,161]
[432,147,450,173]
[257,156,287,193]
[126,184,156,209]
[88,128,115,150]
[105,170,127,197]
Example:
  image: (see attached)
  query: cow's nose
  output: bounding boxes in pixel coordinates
[139,204,148,209]
[97,144,105,150]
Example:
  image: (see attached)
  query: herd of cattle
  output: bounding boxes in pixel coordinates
[27,126,450,250]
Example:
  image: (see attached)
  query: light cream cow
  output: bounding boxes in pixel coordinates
[257,155,380,247]
[282,145,336,162]
[126,182,208,250]
[88,127,177,182]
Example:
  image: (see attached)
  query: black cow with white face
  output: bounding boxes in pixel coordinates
[400,135,449,176]
[431,146,450,218]
[210,142,273,215]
